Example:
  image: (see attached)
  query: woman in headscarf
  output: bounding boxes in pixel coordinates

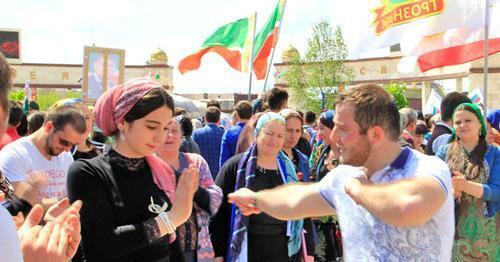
[50,98,103,160]
[66,77,199,262]
[436,103,499,261]
[211,112,304,262]
[156,116,222,261]
[308,110,342,262]
[280,109,315,261]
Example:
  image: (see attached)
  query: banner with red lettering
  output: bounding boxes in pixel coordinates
[344,0,486,56]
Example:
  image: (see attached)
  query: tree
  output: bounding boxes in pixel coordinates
[383,82,409,109]
[285,19,353,113]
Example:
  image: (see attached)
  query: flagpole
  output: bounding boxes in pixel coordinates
[262,0,288,93]
[248,12,258,101]
[483,0,490,116]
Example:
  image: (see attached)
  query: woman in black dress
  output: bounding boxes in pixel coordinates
[67,78,199,262]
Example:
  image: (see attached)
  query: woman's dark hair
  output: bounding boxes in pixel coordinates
[319,113,334,129]
[447,105,488,180]
[27,111,46,135]
[16,114,28,136]
[124,88,174,123]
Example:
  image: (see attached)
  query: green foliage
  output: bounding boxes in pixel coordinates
[285,19,353,113]
[383,82,409,109]
[9,89,82,111]
[9,90,24,101]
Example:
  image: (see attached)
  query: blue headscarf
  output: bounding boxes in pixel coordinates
[254,112,286,137]
[320,110,335,129]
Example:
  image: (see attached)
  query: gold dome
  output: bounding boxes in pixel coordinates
[281,44,300,62]
[149,47,168,64]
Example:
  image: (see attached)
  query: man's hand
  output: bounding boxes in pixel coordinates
[228,188,261,216]
[344,176,372,205]
[26,171,49,189]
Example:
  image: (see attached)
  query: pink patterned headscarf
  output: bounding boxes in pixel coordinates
[94,77,176,201]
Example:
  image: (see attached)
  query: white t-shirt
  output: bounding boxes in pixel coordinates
[0,206,23,262]
[319,148,454,262]
[0,137,74,200]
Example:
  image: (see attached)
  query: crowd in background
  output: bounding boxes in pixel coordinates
[0,51,499,262]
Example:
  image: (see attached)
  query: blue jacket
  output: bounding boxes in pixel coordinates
[293,148,311,182]
[219,122,245,168]
[436,144,500,218]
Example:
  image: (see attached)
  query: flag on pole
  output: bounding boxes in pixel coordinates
[178,16,255,74]
[252,0,286,80]
[344,0,486,56]
[424,88,442,115]
[469,86,485,104]
[23,80,30,115]
[399,1,500,73]
[274,68,286,80]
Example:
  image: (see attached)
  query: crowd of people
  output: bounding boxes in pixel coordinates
[0,50,499,262]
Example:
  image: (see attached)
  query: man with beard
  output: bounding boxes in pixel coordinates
[227,84,454,261]
[0,105,87,209]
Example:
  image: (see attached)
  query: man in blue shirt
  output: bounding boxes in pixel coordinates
[219,101,252,168]
[192,106,225,178]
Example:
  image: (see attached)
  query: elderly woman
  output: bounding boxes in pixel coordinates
[67,78,199,261]
[436,103,499,261]
[211,112,304,262]
[156,116,222,262]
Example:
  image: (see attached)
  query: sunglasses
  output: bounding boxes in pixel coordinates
[54,131,76,147]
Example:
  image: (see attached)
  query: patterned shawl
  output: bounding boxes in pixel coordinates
[227,143,303,261]
[183,153,223,261]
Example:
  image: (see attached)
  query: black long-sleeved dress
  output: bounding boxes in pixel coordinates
[67,149,172,262]
[211,153,312,262]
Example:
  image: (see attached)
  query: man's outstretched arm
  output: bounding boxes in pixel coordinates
[228,182,334,220]
[345,176,446,227]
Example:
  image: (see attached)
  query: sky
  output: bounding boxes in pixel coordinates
[1,0,389,94]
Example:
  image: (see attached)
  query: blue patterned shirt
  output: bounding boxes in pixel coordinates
[192,123,225,178]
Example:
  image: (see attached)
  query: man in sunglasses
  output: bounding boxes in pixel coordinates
[0,105,87,210]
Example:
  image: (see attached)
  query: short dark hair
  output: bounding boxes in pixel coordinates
[206,100,221,110]
[8,100,23,126]
[234,100,252,120]
[124,88,174,123]
[29,100,40,111]
[179,116,194,136]
[440,92,471,122]
[27,111,46,134]
[266,87,288,111]
[0,52,13,113]
[304,111,316,124]
[45,105,87,134]
[205,106,221,123]
[337,84,400,141]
